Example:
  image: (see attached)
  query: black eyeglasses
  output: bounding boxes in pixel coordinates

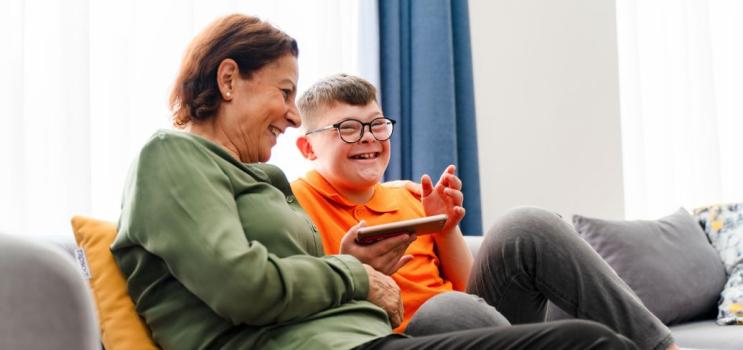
[305,117,396,144]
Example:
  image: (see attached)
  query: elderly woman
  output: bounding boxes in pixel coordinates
[111,14,637,349]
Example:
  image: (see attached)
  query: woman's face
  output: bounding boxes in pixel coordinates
[222,54,300,163]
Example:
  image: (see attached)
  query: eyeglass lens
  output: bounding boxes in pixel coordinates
[338,118,394,143]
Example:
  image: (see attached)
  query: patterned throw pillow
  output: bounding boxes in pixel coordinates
[694,203,743,325]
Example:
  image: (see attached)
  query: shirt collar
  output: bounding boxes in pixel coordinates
[302,170,399,213]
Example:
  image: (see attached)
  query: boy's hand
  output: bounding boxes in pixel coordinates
[340,221,415,275]
[420,165,465,234]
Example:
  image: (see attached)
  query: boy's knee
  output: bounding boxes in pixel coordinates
[485,206,571,246]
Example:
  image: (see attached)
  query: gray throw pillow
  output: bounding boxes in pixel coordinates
[573,208,726,325]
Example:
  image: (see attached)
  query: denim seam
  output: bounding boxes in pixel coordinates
[491,272,527,313]
[532,275,576,317]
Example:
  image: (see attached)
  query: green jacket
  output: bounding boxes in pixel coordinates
[111,130,392,349]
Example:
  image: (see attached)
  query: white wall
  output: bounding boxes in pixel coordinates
[469,0,625,231]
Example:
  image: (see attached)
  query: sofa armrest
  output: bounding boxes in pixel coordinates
[463,235,484,257]
[0,233,100,349]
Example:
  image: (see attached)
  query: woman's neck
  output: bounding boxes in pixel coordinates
[186,120,244,162]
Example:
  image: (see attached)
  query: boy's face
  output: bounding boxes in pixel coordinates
[299,101,391,192]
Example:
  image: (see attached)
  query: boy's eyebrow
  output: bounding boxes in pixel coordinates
[335,112,385,123]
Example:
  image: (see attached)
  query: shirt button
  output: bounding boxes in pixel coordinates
[354,207,365,218]
[287,195,296,203]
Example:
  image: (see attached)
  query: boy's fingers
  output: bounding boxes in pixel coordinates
[444,188,464,206]
[443,173,462,190]
[437,165,456,187]
[455,207,466,221]
[446,207,466,225]
[420,174,434,197]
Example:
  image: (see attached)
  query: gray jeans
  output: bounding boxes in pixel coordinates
[406,207,673,350]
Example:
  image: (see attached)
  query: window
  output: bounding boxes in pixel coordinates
[617,0,743,218]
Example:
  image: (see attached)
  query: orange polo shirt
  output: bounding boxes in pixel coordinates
[291,170,455,332]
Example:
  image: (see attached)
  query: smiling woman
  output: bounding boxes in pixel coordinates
[167,14,300,163]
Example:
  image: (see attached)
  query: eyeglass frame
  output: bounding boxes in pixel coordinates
[304,117,397,144]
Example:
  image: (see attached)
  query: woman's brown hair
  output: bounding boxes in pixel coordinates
[169,14,298,127]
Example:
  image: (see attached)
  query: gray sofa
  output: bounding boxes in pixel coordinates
[464,235,742,350]
[0,232,739,349]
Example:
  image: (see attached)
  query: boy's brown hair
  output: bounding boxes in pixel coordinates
[297,74,378,130]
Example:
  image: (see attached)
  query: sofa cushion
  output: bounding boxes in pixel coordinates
[670,319,743,349]
[572,208,726,325]
[71,216,159,349]
[694,203,743,325]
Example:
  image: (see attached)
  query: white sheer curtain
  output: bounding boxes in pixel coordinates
[616,0,743,219]
[0,0,379,242]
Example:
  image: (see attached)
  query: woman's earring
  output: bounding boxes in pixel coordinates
[226,92,232,98]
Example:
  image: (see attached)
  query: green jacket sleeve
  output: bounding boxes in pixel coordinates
[119,134,369,326]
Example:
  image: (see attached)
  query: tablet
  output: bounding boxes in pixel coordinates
[355,214,448,245]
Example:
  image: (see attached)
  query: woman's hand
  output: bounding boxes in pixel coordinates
[363,264,404,328]
[340,221,416,275]
[420,165,465,234]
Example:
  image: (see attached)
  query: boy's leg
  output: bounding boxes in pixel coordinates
[405,291,510,336]
[467,207,673,350]
[356,319,637,350]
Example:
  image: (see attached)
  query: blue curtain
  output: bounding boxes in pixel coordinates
[379,0,482,235]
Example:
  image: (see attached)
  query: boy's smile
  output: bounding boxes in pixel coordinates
[349,151,382,160]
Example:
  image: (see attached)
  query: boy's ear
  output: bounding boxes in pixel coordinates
[296,135,317,160]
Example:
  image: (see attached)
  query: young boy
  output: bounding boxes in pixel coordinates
[290,74,474,331]
[289,74,683,350]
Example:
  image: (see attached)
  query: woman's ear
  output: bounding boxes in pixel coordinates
[217,58,238,101]
[296,136,317,160]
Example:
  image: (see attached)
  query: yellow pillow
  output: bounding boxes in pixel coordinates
[71,216,159,350]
